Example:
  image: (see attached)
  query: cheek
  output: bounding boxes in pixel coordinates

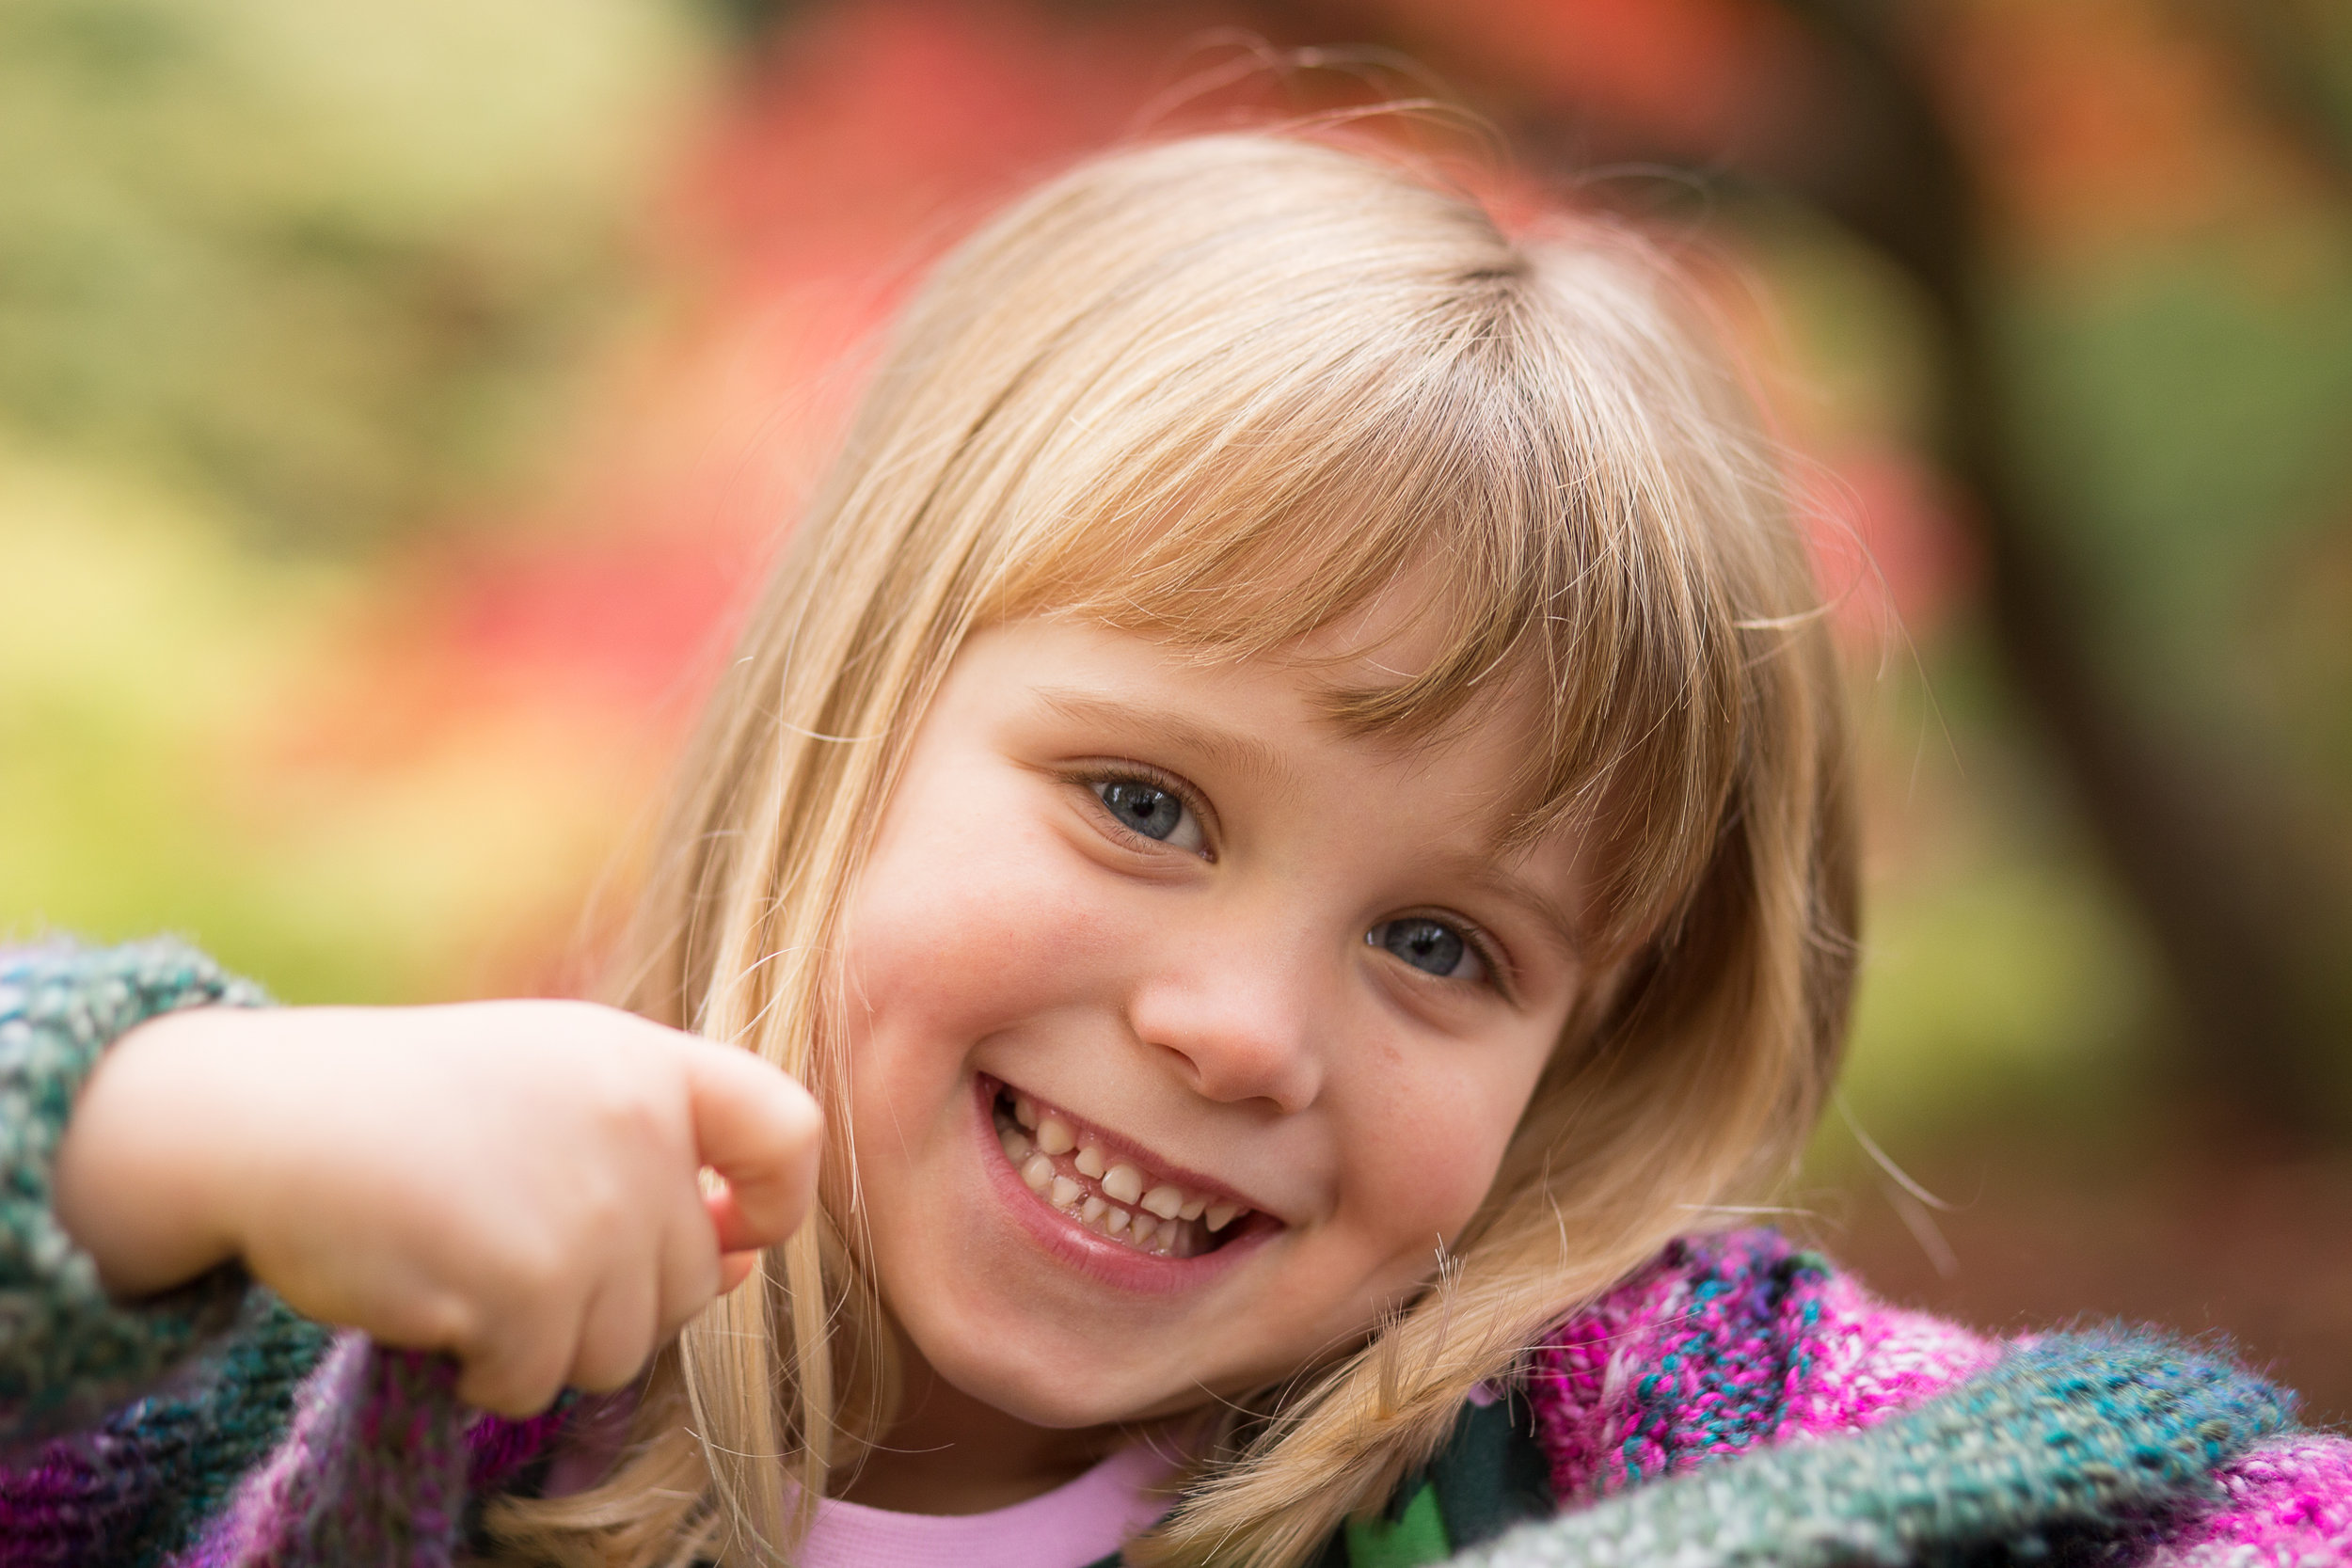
[1341,1045,1544,1261]
[842,781,1122,1052]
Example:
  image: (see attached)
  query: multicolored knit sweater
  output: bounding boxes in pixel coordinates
[4,942,2346,1566]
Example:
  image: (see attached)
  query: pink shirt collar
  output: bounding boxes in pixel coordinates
[797,1444,1179,1568]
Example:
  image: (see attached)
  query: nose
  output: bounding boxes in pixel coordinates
[1125,917,1327,1115]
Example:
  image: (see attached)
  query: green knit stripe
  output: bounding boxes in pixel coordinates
[97,1293,336,1568]
[1345,1481,1451,1567]
[0,939,268,1441]
[1450,1330,2295,1567]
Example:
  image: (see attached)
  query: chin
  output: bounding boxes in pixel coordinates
[909,1302,1182,1428]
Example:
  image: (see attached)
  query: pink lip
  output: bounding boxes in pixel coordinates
[971,1075,1278,1296]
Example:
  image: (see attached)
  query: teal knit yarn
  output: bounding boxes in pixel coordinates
[0,940,270,1442]
[1454,1331,2296,1567]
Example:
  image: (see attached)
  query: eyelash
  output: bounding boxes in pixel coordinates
[1075,763,1216,857]
[1073,763,1517,998]
[1390,911,1516,999]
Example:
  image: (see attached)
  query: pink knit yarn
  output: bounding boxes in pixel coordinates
[2154,1433,2352,1565]
[1527,1257,1663,1502]
[1770,1274,1996,1440]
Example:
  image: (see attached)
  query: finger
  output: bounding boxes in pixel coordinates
[703,1181,773,1257]
[679,1043,822,1251]
[570,1269,660,1393]
[720,1250,760,1293]
[648,1174,725,1344]
[456,1311,575,1418]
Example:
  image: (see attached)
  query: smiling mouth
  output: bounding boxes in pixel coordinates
[988,1084,1260,1260]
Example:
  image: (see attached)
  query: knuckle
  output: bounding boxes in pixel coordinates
[394,1291,480,1354]
[579,1186,627,1237]
[497,1237,570,1302]
[581,1057,672,1149]
[561,1168,628,1234]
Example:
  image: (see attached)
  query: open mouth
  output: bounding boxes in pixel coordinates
[986,1080,1261,1259]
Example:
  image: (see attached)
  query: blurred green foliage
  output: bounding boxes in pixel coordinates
[1830,634,2161,1151]
[1,0,707,998]
[0,445,365,992]
[0,0,701,547]
[2007,239,2352,736]
[0,435,660,1002]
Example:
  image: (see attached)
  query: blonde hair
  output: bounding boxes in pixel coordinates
[484,129,1856,1568]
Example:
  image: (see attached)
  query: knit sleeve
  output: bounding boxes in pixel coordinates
[0,938,263,1443]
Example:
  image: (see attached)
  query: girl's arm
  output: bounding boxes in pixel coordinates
[11,938,820,1435]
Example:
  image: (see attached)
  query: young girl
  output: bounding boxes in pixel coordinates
[7,132,2345,1568]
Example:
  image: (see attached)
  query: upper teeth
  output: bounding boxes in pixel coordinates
[993,1088,1253,1254]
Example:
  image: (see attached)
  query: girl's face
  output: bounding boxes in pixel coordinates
[840,611,1583,1439]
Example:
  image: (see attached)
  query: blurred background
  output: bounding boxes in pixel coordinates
[5,0,2346,1415]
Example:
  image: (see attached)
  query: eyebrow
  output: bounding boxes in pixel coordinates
[1028,687,1293,791]
[1461,863,1584,962]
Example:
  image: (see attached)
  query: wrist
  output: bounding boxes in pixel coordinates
[54,1005,257,1297]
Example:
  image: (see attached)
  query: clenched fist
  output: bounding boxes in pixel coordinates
[53,1000,821,1417]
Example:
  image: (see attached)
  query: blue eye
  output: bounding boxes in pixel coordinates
[1369,918,1484,982]
[1091,778,1204,853]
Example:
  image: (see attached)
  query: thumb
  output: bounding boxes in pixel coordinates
[680,1039,822,1255]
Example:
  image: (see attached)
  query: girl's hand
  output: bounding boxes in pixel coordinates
[52,1000,821,1417]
